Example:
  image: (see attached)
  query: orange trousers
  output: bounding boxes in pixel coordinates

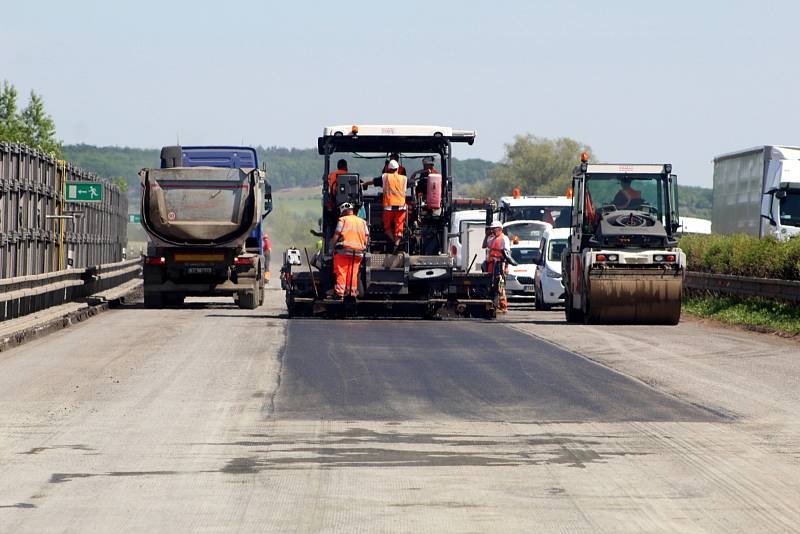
[382,209,406,239]
[333,252,362,297]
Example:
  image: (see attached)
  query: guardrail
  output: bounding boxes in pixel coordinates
[0,142,127,279]
[1,257,141,321]
[684,271,800,303]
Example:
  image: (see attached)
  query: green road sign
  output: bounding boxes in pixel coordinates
[128,214,141,223]
[66,182,103,202]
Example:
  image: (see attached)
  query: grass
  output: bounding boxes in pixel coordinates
[683,294,800,336]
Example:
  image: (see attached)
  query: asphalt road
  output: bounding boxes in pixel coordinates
[1,289,799,533]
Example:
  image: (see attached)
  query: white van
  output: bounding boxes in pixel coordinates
[534,227,570,309]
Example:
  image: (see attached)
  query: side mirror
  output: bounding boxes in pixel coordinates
[776,189,788,200]
[263,183,273,216]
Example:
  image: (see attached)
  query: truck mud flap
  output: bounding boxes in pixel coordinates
[587,270,683,325]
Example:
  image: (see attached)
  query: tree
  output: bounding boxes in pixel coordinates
[0,81,24,143]
[20,91,61,156]
[0,81,62,156]
[109,176,130,192]
[474,134,592,199]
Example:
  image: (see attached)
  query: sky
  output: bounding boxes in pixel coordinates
[1,0,799,187]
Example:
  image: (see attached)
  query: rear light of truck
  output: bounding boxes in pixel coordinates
[234,256,254,266]
[595,254,618,262]
[145,256,166,266]
[450,245,457,256]
[654,254,676,262]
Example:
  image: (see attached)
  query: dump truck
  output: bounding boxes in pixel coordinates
[562,154,685,324]
[712,145,800,240]
[281,125,496,318]
[140,146,272,309]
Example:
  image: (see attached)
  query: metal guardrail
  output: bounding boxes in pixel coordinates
[1,257,141,321]
[0,142,127,279]
[685,271,800,302]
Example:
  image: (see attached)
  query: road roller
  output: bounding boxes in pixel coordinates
[562,153,685,325]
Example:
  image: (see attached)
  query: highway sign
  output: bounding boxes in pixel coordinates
[66,182,103,202]
[128,214,141,223]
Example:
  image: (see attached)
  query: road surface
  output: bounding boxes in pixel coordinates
[1,290,799,532]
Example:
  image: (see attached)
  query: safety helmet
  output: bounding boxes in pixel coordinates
[422,156,435,166]
[490,221,502,229]
[339,202,354,212]
[387,160,400,171]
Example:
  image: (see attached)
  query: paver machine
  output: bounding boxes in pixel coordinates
[562,153,685,324]
[281,125,497,318]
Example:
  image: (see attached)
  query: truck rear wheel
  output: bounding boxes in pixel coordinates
[144,292,164,309]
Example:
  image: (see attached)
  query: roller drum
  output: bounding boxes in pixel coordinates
[586,269,683,324]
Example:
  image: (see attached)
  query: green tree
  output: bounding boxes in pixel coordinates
[109,176,129,193]
[474,134,591,199]
[0,81,24,143]
[20,90,61,156]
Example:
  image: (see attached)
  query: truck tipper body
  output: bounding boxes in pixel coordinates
[712,145,800,240]
[140,146,272,309]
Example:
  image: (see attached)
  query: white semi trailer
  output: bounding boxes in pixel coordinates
[712,146,800,240]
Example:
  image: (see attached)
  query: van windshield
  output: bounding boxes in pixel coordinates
[511,247,540,265]
[505,206,572,227]
[503,221,549,241]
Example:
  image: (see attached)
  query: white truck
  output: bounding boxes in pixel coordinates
[712,145,800,240]
[498,195,572,227]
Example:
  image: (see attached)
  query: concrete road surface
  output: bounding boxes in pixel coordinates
[1,290,799,533]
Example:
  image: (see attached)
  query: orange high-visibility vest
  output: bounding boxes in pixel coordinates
[487,234,506,260]
[336,214,368,252]
[619,186,641,208]
[382,172,408,208]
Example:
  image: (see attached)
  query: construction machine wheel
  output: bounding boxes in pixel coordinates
[144,292,164,309]
[238,290,258,310]
[584,270,683,325]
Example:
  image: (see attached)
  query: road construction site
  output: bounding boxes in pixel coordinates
[1,289,799,533]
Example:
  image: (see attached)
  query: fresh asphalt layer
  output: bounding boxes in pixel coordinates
[276,319,717,423]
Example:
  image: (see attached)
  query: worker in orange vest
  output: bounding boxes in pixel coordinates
[382,152,407,176]
[613,177,643,210]
[483,220,511,312]
[326,159,350,209]
[329,202,369,298]
[376,159,409,252]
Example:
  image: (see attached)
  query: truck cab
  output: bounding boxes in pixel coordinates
[498,195,572,227]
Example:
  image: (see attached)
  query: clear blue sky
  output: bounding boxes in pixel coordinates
[2,0,798,187]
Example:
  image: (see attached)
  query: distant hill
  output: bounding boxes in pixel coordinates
[62,144,495,197]
[62,144,712,219]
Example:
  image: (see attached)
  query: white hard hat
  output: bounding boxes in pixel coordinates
[490,221,502,229]
[339,202,354,212]
[387,159,399,171]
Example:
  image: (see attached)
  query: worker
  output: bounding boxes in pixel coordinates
[410,156,439,200]
[326,159,350,209]
[328,202,369,298]
[365,159,409,252]
[613,177,643,210]
[382,152,407,176]
[482,220,511,312]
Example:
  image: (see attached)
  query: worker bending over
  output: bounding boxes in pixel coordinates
[483,221,511,313]
[329,202,369,298]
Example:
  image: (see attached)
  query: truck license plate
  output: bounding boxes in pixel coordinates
[186,267,213,274]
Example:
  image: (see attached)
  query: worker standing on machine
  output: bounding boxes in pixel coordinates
[365,159,409,252]
[329,203,369,298]
[483,220,512,313]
